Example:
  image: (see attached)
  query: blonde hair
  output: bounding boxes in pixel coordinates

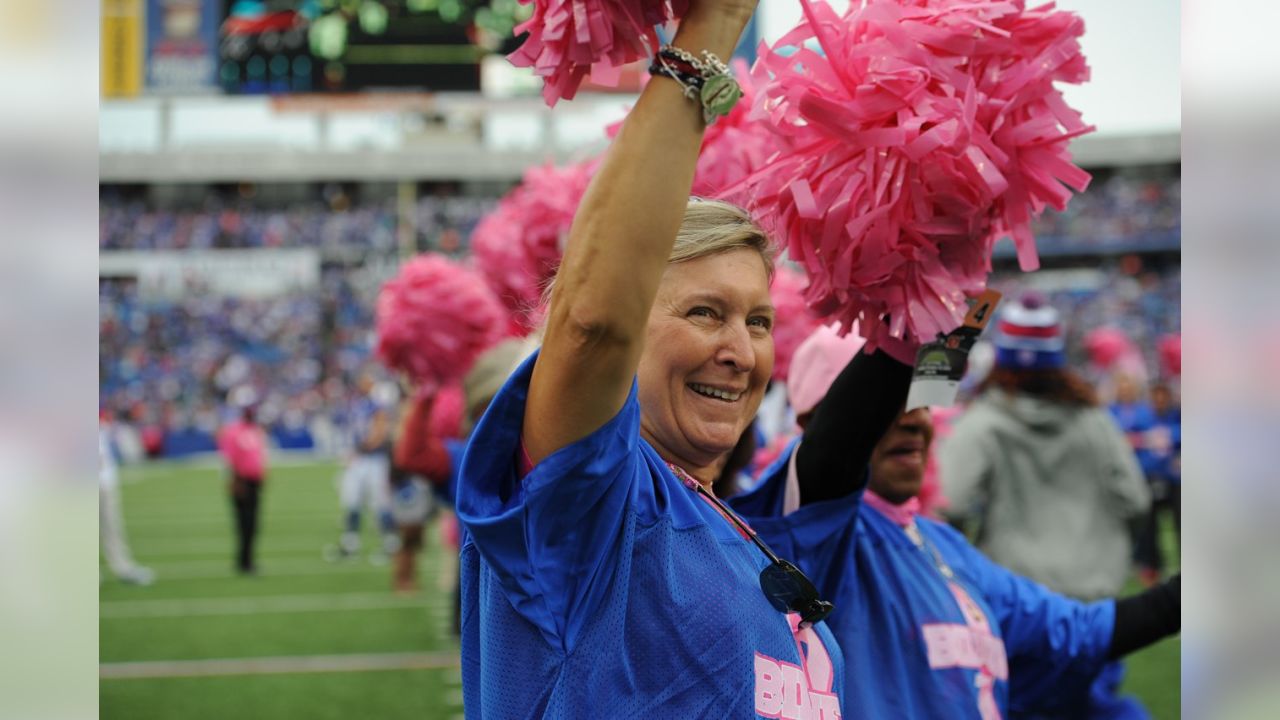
[541,198,775,306]
[668,198,776,275]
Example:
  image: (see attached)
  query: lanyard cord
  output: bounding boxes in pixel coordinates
[667,462,785,566]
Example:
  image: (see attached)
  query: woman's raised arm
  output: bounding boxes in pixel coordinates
[523,2,757,463]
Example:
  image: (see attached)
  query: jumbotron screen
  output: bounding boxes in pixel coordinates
[218,0,529,94]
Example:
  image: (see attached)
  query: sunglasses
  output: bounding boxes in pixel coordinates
[690,480,834,629]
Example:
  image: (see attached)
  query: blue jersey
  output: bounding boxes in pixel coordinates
[1108,402,1158,475]
[350,397,389,455]
[456,352,848,719]
[731,445,1116,719]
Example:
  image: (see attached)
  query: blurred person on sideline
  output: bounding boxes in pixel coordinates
[216,387,269,575]
[940,294,1154,717]
[1134,382,1181,586]
[328,375,399,563]
[99,411,154,585]
[731,325,1180,718]
[394,340,527,622]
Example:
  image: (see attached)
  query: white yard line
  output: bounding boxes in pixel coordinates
[100,592,440,619]
[100,651,459,679]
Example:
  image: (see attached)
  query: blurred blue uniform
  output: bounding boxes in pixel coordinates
[734,445,1131,719]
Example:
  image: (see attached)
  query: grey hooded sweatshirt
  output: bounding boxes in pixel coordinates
[939,389,1150,600]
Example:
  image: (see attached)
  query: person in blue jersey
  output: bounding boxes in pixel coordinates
[454,1,856,715]
[1138,382,1180,580]
[328,374,400,563]
[731,325,1181,720]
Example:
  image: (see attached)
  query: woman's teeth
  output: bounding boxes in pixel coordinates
[689,383,742,401]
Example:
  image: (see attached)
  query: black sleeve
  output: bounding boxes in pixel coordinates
[1108,574,1180,659]
[794,350,914,505]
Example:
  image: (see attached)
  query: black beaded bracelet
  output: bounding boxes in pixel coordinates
[648,60,704,96]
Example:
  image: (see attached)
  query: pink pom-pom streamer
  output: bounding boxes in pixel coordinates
[919,405,959,518]
[510,0,690,106]
[375,254,509,387]
[471,158,598,332]
[745,0,1095,349]
[770,265,825,381]
[604,61,773,203]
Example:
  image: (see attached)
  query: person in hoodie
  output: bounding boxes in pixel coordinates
[940,293,1153,718]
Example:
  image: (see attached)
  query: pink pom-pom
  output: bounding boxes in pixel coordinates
[427,384,465,440]
[745,0,1095,349]
[510,0,690,106]
[471,158,598,332]
[1157,333,1181,377]
[471,200,543,331]
[1084,327,1135,369]
[919,405,959,518]
[770,265,825,381]
[693,61,774,201]
[375,254,509,387]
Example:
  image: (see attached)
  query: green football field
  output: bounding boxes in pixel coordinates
[100,459,1180,719]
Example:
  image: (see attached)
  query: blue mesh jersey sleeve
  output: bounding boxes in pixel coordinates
[457,351,642,649]
[932,523,1117,715]
[734,450,1115,720]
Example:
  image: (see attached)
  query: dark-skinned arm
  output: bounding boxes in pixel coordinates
[795,349,914,504]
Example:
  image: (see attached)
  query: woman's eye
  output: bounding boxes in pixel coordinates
[688,306,715,318]
[748,316,773,331]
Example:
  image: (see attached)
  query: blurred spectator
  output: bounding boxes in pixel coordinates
[1133,382,1182,586]
[216,389,270,575]
[99,413,155,586]
[942,294,1150,599]
[326,376,399,564]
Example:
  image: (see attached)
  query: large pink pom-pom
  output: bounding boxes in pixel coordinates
[471,158,598,332]
[770,265,825,381]
[511,0,690,106]
[745,0,1095,349]
[375,254,509,387]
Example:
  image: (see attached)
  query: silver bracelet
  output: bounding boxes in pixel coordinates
[656,44,743,125]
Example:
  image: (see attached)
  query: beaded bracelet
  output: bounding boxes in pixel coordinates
[648,44,743,125]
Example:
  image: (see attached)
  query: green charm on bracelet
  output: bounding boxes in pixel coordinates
[701,73,742,120]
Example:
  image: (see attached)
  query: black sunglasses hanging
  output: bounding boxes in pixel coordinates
[669,464,834,629]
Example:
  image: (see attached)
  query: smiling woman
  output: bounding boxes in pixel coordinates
[451,0,859,715]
